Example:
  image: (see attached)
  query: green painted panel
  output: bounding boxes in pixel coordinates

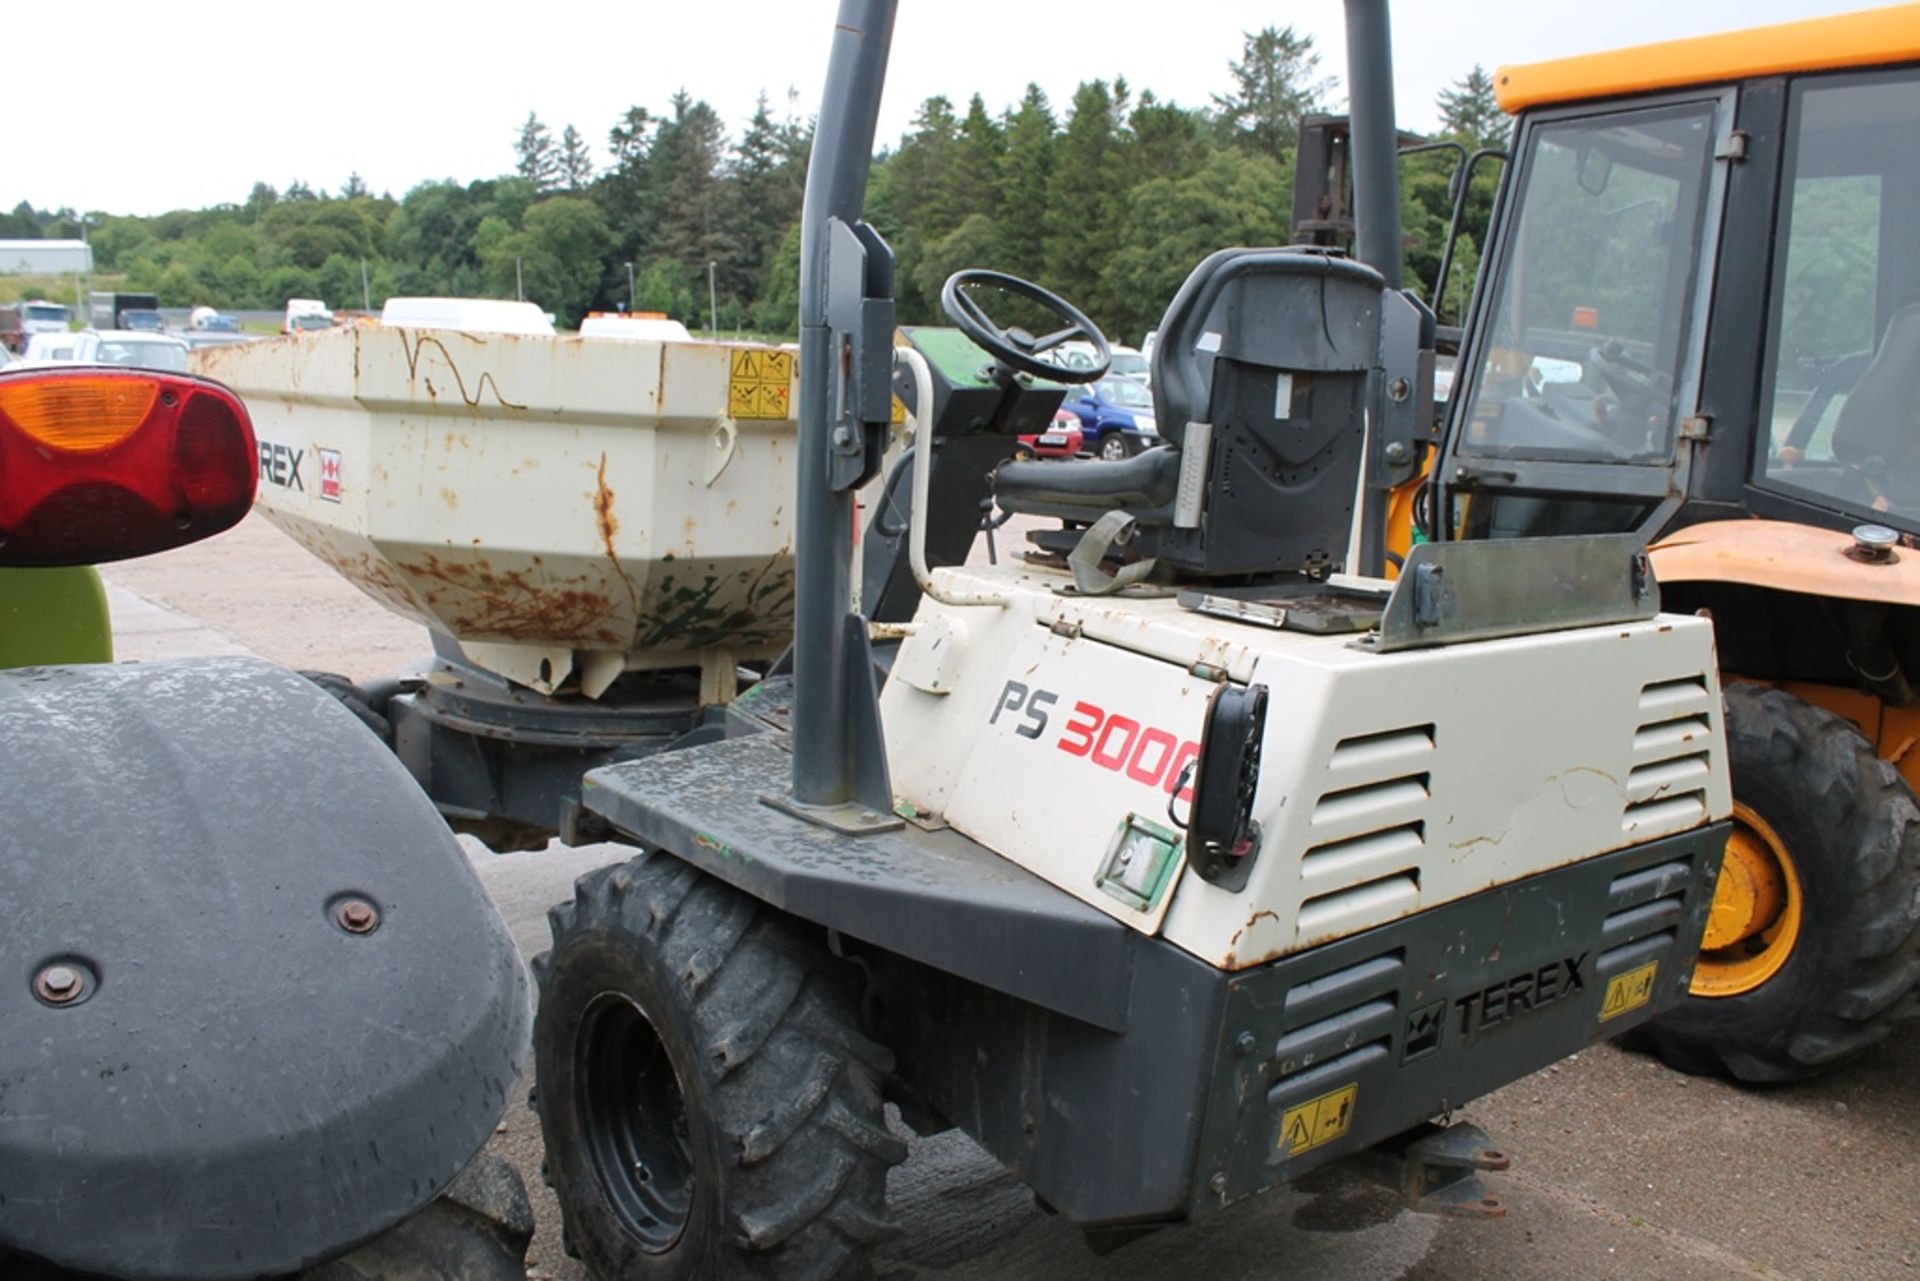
[0,567,114,668]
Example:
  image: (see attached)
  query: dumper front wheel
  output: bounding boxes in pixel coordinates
[1634,685,1920,1081]
[533,853,904,1279]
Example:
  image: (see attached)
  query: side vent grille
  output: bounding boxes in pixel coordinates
[1623,677,1714,837]
[1299,725,1435,942]
[1268,949,1404,1091]
[1598,855,1695,974]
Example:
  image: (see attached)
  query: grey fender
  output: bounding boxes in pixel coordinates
[0,657,531,1280]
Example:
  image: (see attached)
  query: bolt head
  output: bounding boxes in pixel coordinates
[1853,523,1898,557]
[334,897,380,935]
[1234,1031,1257,1056]
[33,962,87,1005]
[1385,441,1410,464]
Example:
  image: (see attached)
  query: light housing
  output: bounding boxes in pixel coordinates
[0,367,258,567]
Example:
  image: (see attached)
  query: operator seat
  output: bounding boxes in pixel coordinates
[1830,304,1920,507]
[995,248,1385,577]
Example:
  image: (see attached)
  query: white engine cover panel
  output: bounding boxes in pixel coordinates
[881,563,1730,971]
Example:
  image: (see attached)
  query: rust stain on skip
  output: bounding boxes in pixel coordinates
[397,331,530,411]
[594,453,620,558]
[594,451,644,622]
[397,551,617,643]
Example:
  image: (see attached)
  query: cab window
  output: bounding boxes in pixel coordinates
[1756,72,1920,527]
[1454,101,1717,466]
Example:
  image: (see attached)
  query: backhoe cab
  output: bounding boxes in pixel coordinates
[1427,5,1920,1082]
[527,2,1734,1276]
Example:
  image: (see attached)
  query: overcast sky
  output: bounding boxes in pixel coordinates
[11,0,1875,217]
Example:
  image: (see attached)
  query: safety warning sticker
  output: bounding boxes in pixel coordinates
[1277,1082,1358,1159]
[728,349,795,420]
[1599,960,1659,1021]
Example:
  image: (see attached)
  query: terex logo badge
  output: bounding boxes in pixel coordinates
[318,448,342,502]
[1454,953,1588,1037]
[258,441,304,491]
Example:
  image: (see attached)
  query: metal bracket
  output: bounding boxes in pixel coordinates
[1354,1121,1511,1219]
[824,216,896,493]
[761,612,903,835]
[1364,532,1660,652]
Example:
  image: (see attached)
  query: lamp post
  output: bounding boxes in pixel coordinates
[625,261,637,314]
[707,261,718,336]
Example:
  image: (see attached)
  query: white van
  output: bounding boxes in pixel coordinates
[22,329,190,372]
[20,300,71,338]
[578,314,693,342]
[379,297,555,336]
[284,299,335,334]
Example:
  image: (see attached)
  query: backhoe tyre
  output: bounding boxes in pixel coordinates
[533,852,905,1280]
[1634,685,1920,1082]
[299,669,392,743]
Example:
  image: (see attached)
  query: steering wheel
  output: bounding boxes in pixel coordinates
[941,269,1111,383]
[1588,339,1672,421]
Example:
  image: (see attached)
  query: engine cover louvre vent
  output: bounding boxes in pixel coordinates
[1622,676,1716,839]
[1297,724,1435,944]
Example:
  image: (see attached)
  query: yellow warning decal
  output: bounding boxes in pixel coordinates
[728,349,795,421]
[1277,1083,1357,1159]
[1600,960,1660,1021]
[890,392,908,424]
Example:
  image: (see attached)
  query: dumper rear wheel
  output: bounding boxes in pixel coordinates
[1634,685,1920,1081]
[534,853,904,1279]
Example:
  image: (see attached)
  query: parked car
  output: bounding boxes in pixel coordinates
[190,306,240,332]
[1013,406,1084,460]
[1107,345,1150,382]
[22,329,191,372]
[118,309,167,334]
[1056,376,1160,459]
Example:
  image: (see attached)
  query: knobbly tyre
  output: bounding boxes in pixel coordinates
[520,2,1734,1277]
[0,366,533,1279]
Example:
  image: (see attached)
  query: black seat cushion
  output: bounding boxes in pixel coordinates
[994,446,1182,523]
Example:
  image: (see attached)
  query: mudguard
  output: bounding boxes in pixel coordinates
[0,657,531,1280]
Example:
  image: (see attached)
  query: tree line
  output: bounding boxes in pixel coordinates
[3,31,1505,337]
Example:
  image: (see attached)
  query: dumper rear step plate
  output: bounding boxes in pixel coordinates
[582,731,1726,1226]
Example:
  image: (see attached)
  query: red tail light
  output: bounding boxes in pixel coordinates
[0,368,257,567]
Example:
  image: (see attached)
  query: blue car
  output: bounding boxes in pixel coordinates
[1056,377,1159,459]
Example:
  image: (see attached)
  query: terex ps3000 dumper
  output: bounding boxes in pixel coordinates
[536,4,1732,1274]
[230,3,1732,1276]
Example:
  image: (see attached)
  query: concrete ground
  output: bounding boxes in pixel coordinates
[100,512,1920,1281]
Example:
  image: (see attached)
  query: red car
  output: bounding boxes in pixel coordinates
[1014,407,1084,460]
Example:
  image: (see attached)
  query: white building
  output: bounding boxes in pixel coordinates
[0,240,94,275]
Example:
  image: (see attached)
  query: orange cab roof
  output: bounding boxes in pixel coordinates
[1495,3,1920,111]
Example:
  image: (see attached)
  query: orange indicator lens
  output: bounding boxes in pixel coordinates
[0,376,160,451]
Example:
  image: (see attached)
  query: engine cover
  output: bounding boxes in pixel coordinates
[0,657,531,1280]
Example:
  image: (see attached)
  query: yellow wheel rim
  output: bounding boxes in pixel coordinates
[1693,802,1803,997]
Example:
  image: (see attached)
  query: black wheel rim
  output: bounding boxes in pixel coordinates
[577,992,696,1252]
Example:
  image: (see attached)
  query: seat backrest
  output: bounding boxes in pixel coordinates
[1831,304,1920,492]
[1147,248,1386,574]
